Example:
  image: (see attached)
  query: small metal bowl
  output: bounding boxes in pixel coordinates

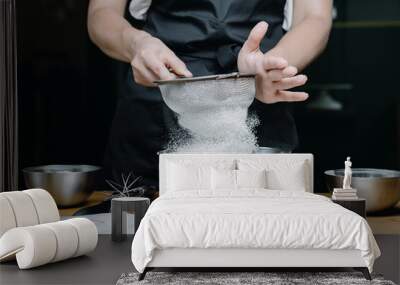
[255,147,288,154]
[23,165,101,207]
[325,168,400,212]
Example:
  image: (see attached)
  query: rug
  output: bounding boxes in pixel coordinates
[116,272,396,285]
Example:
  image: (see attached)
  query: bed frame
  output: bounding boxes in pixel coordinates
[139,154,371,280]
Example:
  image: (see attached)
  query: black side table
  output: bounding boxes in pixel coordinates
[111,197,150,242]
[332,198,366,218]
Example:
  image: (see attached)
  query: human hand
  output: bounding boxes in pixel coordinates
[238,22,308,104]
[130,32,192,86]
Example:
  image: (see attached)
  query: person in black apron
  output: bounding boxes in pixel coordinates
[88,0,332,188]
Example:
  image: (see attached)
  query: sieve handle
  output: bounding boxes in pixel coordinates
[215,72,240,79]
[154,72,254,85]
[215,72,254,80]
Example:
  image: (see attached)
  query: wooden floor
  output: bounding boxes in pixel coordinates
[0,235,134,285]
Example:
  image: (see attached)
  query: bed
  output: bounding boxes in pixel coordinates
[131,153,380,280]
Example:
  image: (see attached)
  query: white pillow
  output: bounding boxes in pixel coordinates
[211,168,268,190]
[211,168,236,190]
[266,162,306,191]
[236,169,267,189]
[167,162,211,191]
[166,159,236,192]
[237,158,308,191]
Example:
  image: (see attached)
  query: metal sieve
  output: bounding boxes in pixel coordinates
[155,72,257,153]
[155,72,255,115]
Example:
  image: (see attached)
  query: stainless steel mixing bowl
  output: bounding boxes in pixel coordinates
[325,168,400,212]
[23,165,101,207]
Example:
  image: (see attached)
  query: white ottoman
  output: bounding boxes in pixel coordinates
[0,218,98,269]
[0,189,59,236]
[0,189,98,269]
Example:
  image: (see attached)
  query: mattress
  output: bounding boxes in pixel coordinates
[131,190,380,273]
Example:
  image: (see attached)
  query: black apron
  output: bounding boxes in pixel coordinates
[104,0,298,186]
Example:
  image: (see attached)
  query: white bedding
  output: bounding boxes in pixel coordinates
[131,190,380,273]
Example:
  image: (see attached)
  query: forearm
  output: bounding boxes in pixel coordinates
[267,16,332,71]
[87,0,148,62]
[88,0,191,85]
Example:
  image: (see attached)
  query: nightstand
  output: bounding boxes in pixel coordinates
[332,198,366,218]
[111,197,150,242]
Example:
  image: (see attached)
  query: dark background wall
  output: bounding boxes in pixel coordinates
[17,0,118,184]
[16,0,400,191]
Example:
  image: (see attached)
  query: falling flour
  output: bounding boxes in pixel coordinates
[160,77,258,153]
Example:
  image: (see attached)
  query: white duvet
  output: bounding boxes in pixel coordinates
[131,190,380,273]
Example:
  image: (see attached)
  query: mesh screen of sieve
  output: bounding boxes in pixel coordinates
[158,76,258,153]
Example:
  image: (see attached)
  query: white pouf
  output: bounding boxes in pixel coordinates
[24,189,60,224]
[0,189,98,269]
[42,221,79,262]
[1,191,39,227]
[0,196,17,237]
[0,189,60,236]
[64,218,98,257]
[0,225,57,268]
[0,218,98,269]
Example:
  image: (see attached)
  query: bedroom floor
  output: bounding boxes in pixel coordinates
[0,235,134,285]
[0,235,398,285]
